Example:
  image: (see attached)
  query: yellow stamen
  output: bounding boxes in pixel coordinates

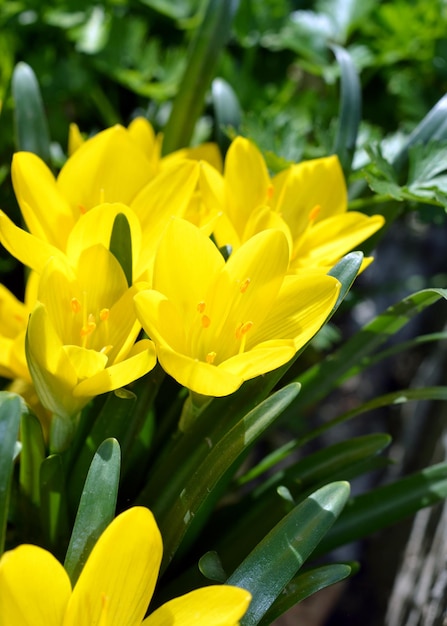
[201,315,211,328]
[80,313,96,337]
[266,184,274,201]
[235,320,253,340]
[71,297,82,314]
[197,301,206,314]
[100,344,113,355]
[239,278,251,293]
[78,204,87,215]
[100,308,110,321]
[236,320,253,354]
[308,204,321,223]
[206,351,217,364]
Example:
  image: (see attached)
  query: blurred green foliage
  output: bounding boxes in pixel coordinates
[1,0,446,160]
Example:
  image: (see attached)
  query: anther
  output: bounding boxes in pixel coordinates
[99,308,110,321]
[197,301,206,314]
[308,204,321,223]
[71,297,82,314]
[78,205,87,215]
[80,313,96,337]
[206,351,217,364]
[235,320,253,340]
[240,278,250,293]
[267,184,274,201]
[201,315,211,328]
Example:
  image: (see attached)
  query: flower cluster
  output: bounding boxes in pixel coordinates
[0,118,384,422]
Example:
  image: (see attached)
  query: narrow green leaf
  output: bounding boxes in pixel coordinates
[393,92,447,173]
[40,454,69,555]
[11,62,51,162]
[211,77,242,155]
[152,383,301,571]
[162,0,239,153]
[289,288,447,413]
[251,433,392,495]
[109,212,133,287]
[328,251,363,310]
[314,462,447,557]
[0,393,22,555]
[214,435,389,573]
[64,438,121,584]
[227,482,350,626]
[331,44,361,177]
[19,410,45,507]
[301,386,447,448]
[68,389,135,511]
[258,563,352,626]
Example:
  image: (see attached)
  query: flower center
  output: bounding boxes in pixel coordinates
[70,295,112,353]
[194,276,254,364]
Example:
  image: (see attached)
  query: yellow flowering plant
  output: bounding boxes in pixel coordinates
[2,3,447,625]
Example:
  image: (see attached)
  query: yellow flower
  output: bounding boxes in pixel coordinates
[0,164,200,281]
[134,218,340,397]
[11,125,158,252]
[200,136,385,272]
[25,244,156,420]
[0,283,31,382]
[0,507,251,626]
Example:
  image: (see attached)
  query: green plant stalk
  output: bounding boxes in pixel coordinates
[162,0,239,154]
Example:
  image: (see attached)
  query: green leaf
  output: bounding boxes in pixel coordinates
[211,77,242,155]
[162,0,239,153]
[198,550,227,582]
[40,454,69,555]
[289,288,447,413]
[0,393,22,555]
[331,44,361,176]
[392,92,447,173]
[227,481,350,626]
[11,62,51,162]
[19,410,45,508]
[64,438,121,584]
[67,389,136,509]
[315,461,447,557]
[146,383,301,571]
[328,251,363,310]
[109,212,133,287]
[258,563,353,625]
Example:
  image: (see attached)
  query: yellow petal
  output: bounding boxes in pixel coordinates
[66,203,142,276]
[224,137,271,234]
[0,210,65,273]
[219,342,296,381]
[163,142,223,172]
[57,125,154,213]
[272,155,347,241]
[0,544,71,626]
[26,303,79,419]
[292,212,385,269]
[134,290,187,354]
[12,152,76,249]
[63,345,108,380]
[143,585,251,626]
[64,507,162,626]
[152,218,224,329]
[73,338,156,397]
[249,274,340,348]
[156,344,243,397]
[68,122,85,155]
